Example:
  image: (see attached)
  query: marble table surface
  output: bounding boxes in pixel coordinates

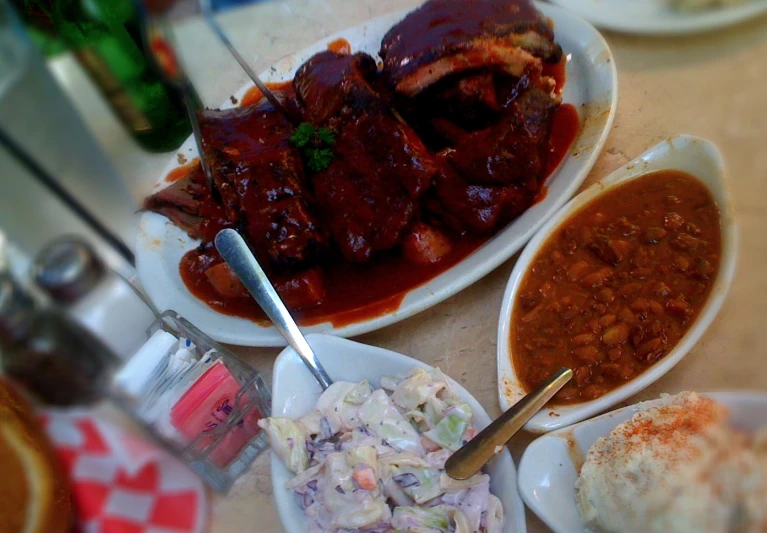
[54,1,767,531]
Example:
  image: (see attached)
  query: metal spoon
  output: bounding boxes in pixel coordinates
[214,229,333,390]
[199,0,295,122]
[445,367,573,480]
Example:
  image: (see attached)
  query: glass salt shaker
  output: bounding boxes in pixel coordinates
[32,237,158,360]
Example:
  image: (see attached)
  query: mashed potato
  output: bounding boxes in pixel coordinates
[576,392,767,533]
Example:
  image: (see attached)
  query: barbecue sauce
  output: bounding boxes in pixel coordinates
[180,235,488,327]
[165,159,201,183]
[327,38,352,55]
[240,81,294,107]
[545,103,579,177]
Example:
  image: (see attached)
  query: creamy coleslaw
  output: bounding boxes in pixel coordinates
[259,367,504,532]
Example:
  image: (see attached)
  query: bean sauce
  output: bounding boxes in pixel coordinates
[511,170,721,404]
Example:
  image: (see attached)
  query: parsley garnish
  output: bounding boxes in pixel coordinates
[290,122,336,172]
[307,148,334,172]
[316,127,336,146]
[290,123,315,148]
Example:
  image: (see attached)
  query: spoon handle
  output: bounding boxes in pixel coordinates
[214,229,333,390]
[445,367,573,480]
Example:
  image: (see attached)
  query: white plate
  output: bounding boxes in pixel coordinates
[549,0,767,35]
[268,334,527,533]
[517,391,767,533]
[136,3,617,347]
[497,135,738,433]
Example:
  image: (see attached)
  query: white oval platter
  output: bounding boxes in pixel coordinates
[136,2,618,346]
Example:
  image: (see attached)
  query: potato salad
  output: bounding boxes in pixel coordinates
[258,367,504,532]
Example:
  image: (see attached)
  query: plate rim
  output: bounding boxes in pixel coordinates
[135,2,619,347]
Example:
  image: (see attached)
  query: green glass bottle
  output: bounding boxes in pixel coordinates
[15,0,193,153]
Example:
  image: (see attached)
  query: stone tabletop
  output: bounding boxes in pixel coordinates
[55,2,767,531]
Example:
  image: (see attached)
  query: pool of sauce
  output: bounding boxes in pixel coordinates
[181,235,488,327]
[165,159,201,183]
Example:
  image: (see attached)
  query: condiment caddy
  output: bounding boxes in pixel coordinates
[110,311,271,493]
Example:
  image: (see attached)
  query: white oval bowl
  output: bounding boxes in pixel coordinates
[269,334,527,533]
[497,135,738,433]
[516,391,767,533]
[135,2,618,347]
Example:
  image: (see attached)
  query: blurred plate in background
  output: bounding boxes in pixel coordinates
[549,0,767,35]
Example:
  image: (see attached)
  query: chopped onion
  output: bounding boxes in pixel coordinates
[300,491,314,509]
[320,417,334,440]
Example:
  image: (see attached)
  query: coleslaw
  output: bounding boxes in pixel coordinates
[259,367,504,532]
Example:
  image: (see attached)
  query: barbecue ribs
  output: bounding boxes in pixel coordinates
[196,104,328,270]
[380,0,562,97]
[294,50,441,262]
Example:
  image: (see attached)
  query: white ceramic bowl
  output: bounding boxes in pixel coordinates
[136,1,617,347]
[269,334,527,533]
[497,135,738,433]
[517,391,767,533]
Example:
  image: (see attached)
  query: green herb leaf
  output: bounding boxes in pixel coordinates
[290,122,315,148]
[306,148,334,172]
[316,127,336,145]
[291,122,337,172]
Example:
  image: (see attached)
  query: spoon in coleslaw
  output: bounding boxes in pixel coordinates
[446,367,572,480]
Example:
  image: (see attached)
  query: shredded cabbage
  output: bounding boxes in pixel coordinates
[359,390,424,455]
[424,403,473,451]
[260,367,504,533]
[257,417,309,473]
[344,380,373,405]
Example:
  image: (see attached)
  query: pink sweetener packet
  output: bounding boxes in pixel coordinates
[170,361,262,467]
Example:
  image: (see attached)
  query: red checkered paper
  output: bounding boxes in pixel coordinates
[40,410,208,533]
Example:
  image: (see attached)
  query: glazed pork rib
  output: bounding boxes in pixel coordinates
[197,104,328,270]
[440,85,558,186]
[294,50,441,262]
[143,164,211,240]
[380,0,562,97]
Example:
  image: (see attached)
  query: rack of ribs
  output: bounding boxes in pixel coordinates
[379,0,562,97]
[293,50,442,262]
[379,0,564,234]
[196,104,328,271]
[143,102,330,308]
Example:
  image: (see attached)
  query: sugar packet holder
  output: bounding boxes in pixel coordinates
[109,310,272,493]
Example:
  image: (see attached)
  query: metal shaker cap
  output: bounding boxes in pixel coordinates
[33,237,105,304]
